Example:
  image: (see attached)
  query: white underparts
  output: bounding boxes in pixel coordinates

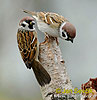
[37,20,59,37]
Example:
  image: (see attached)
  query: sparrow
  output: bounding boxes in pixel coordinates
[23,10,76,43]
[17,16,51,86]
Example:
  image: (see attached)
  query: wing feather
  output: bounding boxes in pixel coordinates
[38,12,68,25]
[17,30,37,64]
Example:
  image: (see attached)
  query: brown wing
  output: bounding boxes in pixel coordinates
[38,12,69,28]
[49,12,68,23]
[23,10,68,25]
[17,29,37,69]
[17,29,51,86]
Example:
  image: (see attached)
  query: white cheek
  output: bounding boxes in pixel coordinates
[18,21,28,29]
[63,31,68,39]
[18,25,24,29]
[59,22,67,39]
[18,26,35,31]
[60,22,66,32]
[23,21,28,25]
[59,28,67,39]
[18,21,35,31]
[62,31,68,39]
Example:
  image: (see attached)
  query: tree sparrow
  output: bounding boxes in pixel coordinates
[23,10,76,43]
[17,16,51,86]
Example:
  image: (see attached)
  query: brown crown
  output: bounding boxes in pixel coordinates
[19,16,34,25]
[62,22,76,38]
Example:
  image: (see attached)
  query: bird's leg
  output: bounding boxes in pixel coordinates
[44,32,59,45]
[41,33,59,46]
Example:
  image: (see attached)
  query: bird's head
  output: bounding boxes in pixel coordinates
[59,22,76,43]
[19,16,35,31]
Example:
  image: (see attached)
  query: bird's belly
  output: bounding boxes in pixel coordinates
[37,21,59,37]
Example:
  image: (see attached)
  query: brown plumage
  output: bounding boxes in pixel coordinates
[23,10,76,43]
[17,17,51,86]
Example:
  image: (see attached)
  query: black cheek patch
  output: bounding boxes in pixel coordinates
[28,22,35,29]
[28,25,34,29]
[21,23,26,27]
[62,32,66,37]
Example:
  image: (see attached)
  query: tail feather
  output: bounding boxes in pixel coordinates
[26,60,51,86]
[22,9,37,17]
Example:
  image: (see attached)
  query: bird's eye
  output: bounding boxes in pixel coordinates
[30,22,32,25]
[28,21,35,29]
[25,20,30,23]
[30,21,35,26]
[21,23,26,27]
[62,32,66,37]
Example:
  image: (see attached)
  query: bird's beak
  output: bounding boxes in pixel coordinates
[65,37,73,43]
[69,38,73,43]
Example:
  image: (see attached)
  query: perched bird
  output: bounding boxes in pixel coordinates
[17,16,51,86]
[23,10,76,43]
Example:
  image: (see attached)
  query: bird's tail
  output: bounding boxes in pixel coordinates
[22,9,37,17]
[26,60,51,86]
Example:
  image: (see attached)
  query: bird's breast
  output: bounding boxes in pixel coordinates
[37,20,59,37]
